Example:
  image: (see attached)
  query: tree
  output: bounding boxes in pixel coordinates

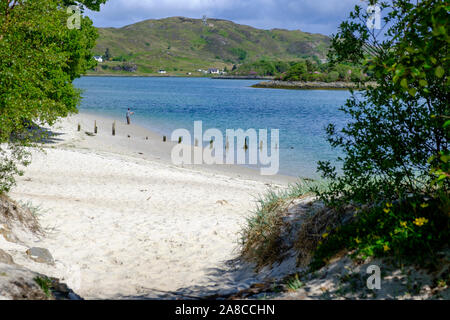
[0,0,106,193]
[282,61,307,81]
[317,0,449,206]
[103,48,111,61]
[326,71,340,83]
[310,0,449,268]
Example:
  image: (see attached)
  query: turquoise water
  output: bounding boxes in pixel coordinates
[74,77,351,179]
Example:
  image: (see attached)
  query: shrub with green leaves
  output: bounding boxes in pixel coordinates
[317,0,449,206]
[312,196,450,270]
[313,0,449,267]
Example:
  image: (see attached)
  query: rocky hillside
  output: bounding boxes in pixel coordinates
[90,17,330,76]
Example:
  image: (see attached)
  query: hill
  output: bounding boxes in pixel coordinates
[89,17,330,76]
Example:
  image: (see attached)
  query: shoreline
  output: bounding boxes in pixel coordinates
[5,112,297,299]
[252,80,377,90]
[68,111,297,185]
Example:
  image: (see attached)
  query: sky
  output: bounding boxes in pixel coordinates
[84,0,366,36]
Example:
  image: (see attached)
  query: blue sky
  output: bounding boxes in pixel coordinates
[85,0,365,35]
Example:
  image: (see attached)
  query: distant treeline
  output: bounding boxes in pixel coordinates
[231,58,370,82]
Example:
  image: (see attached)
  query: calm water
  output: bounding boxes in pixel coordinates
[74,77,351,179]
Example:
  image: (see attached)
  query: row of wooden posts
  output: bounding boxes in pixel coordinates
[170,137,269,150]
[78,121,115,135]
[78,122,275,150]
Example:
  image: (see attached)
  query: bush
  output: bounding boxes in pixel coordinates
[326,71,340,82]
[312,194,450,270]
[0,144,30,194]
[313,0,449,268]
[282,61,307,81]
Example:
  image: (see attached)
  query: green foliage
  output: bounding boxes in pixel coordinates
[232,60,291,76]
[0,0,101,193]
[311,0,449,268]
[0,144,30,194]
[312,196,450,270]
[282,61,308,81]
[62,0,107,11]
[327,71,340,82]
[279,59,366,82]
[240,181,329,267]
[34,276,53,298]
[317,0,449,206]
[285,273,304,291]
[230,48,248,62]
[103,47,112,61]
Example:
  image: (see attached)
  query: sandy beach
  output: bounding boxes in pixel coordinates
[5,112,295,299]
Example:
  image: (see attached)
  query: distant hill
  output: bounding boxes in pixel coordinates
[90,17,331,76]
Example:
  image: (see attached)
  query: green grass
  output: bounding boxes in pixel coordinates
[285,273,304,291]
[34,276,53,298]
[240,180,329,268]
[18,200,46,218]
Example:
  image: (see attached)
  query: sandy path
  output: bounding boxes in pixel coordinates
[7,114,289,299]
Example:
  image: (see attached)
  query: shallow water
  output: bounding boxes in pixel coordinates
[74,76,351,178]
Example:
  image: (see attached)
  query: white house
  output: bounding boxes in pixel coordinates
[158,70,167,74]
[93,56,103,63]
[208,68,220,75]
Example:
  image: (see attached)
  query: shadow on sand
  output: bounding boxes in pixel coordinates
[115,258,269,300]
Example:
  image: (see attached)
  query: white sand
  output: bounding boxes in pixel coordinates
[7,113,294,299]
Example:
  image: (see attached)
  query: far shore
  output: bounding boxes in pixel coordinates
[252,80,378,90]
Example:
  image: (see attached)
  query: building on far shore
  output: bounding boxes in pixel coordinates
[93,56,103,63]
[208,68,220,75]
[158,70,167,74]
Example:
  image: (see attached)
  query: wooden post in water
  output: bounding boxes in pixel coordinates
[195,138,198,147]
[94,121,98,134]
[163,136,167,142]
[112,121,116,136]
[226,138,229,151]
[77,123,81,132]
[209,139,214,149]
[259,140,263,150]
[178,137,182,144]
[244,137,248,151]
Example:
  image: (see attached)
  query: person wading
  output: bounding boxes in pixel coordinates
[126,108,134,125]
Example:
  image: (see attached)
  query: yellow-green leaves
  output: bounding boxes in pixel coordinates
[435,66,445,78]
[400,78,408,88]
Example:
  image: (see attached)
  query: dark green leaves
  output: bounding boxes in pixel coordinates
[316,0,449,207]
[0,0,104,193]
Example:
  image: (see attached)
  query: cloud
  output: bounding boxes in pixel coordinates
[85,0,365,35]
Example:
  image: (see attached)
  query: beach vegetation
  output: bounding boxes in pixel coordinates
[241,0,449,276]
[240,181,328,268]
[0,0,106,194]
[313,0,449,268]
[34,276,53,298]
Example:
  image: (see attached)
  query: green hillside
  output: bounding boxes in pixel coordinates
[89,17,330,76]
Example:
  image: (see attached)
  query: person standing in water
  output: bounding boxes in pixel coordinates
[126,108,134,125]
